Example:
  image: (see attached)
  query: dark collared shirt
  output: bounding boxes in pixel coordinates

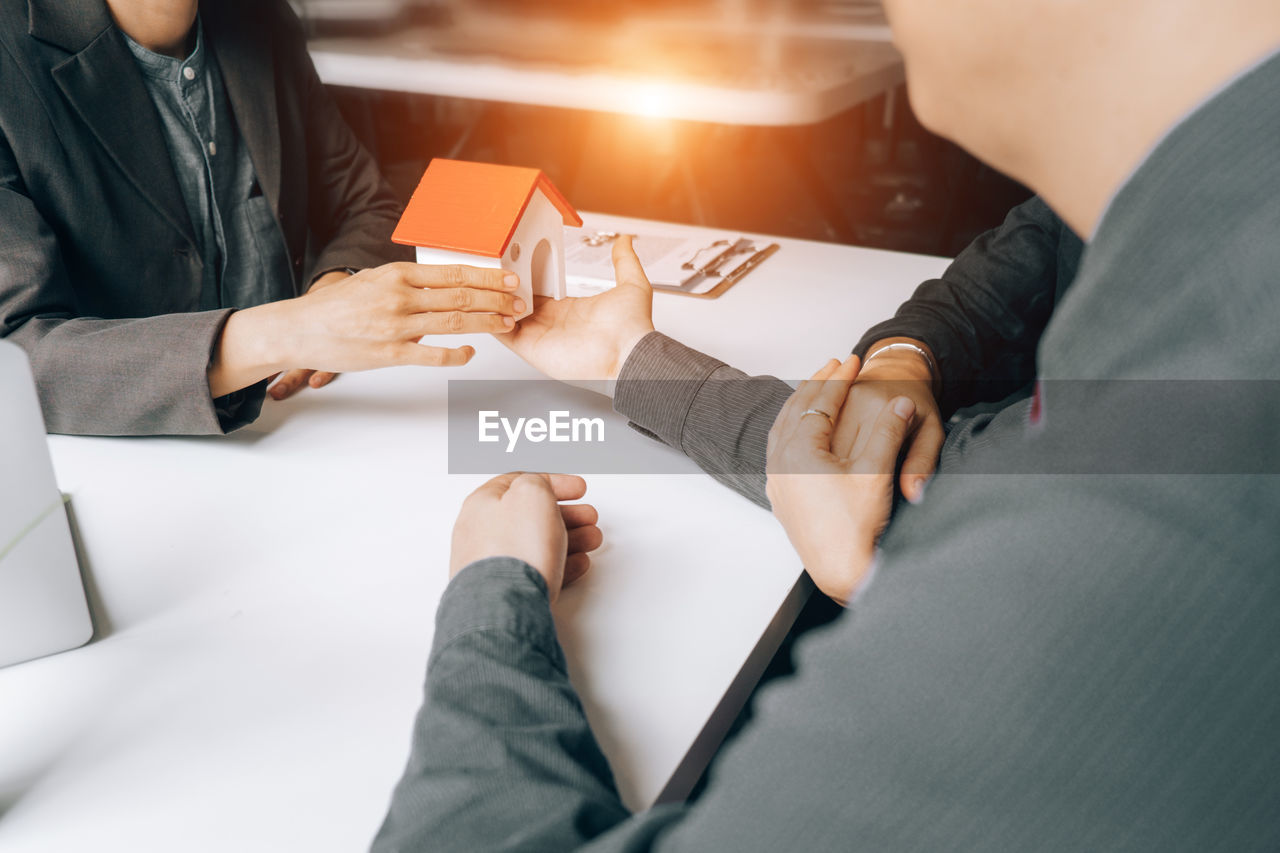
[124,20,292,312]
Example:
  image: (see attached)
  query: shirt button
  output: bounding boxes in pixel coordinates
[208,141,217,156]
[183,67,195,81]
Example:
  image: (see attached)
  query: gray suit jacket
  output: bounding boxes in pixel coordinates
[0,0,410,435]
[372,50,1280,852]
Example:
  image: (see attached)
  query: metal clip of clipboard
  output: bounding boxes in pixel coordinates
[668,238,780,295]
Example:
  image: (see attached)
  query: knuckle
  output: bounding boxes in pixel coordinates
[446,265,468,286]
[452,288,474,310]
[445,311,466,332]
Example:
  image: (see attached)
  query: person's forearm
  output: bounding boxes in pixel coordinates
[373,558,639,853]
[207,302,291,398]
[613,333,793,509]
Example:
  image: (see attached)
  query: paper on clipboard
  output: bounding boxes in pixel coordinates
[564,228,779,298]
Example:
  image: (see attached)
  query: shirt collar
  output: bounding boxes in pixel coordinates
[124,17,206,84]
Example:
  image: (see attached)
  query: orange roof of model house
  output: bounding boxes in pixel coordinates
[392,159,583,258]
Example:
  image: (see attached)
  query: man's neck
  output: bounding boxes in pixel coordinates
[106,0,199,59]
[1020,27,1280,239]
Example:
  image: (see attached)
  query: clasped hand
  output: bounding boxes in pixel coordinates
[766,355,925,606]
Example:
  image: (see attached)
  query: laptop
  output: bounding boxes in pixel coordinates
[0,340,93,668]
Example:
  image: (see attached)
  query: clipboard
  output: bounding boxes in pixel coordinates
[565,229,780,299]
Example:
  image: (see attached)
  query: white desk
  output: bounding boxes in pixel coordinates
[309,25,902,126]
[0,213,946,852]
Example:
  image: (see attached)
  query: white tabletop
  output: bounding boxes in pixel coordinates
[0,213,946,852]
[309,21,903,126]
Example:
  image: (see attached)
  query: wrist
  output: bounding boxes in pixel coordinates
[862,338,939,393]
[208,303,291,397]
[608,324,656,383]
[309,269,353,293]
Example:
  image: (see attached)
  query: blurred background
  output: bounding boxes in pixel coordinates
[292,0,1032,257]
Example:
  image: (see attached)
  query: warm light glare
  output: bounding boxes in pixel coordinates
[634,86,672,119]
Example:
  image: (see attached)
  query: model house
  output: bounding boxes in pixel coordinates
[393,159,584,320]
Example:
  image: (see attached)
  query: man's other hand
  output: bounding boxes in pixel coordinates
[449,473,603,603]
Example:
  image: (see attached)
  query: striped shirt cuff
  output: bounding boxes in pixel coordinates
[612,332,727,450]
[431,557,566,673]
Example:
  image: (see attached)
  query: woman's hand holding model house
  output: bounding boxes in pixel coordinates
[206,262,525,399]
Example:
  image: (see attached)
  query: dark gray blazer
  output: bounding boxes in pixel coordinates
[0,0,411,435]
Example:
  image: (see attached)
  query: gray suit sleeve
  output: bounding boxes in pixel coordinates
[0,131,253,436]
[371,557,679,853]
[612,332,795,509]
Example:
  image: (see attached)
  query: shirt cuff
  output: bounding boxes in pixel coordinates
[213,380,269,433]
[431,556,566,673]
[612,331,727,450]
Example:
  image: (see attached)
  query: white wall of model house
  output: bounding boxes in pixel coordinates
[412,190,569,322]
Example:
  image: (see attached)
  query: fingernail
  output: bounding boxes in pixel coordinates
[503,316,515,328]
[907,477,928,505]
[504,274,520,289]
[892,397,916,419]
[513,298,527,313]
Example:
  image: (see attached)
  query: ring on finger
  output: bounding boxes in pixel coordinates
[800,408,834,426]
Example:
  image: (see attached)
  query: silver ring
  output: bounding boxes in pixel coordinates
[800,407,834,425]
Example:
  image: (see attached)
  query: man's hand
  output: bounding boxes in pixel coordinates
[449,473,604,603]
[830,338,944,504]
[210,262,526,399]
[766,355,917,606]
[498,236,655,383]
